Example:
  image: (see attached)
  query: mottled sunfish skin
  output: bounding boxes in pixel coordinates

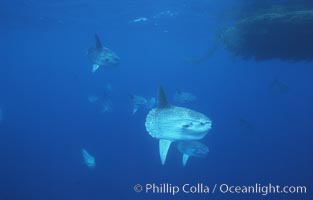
[177,141,209,166]
[88,33,120,72]
[145,86,212,165]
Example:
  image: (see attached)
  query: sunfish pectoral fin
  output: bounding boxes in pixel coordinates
[182,154,190,166]
[92,64,100,73]
[159,139,172,165]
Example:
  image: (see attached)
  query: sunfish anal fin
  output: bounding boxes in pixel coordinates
[159,139,172,165]
[182,154,190,166]
[92,64,100,73]
[95,33,103,49]
[157,86,170,108]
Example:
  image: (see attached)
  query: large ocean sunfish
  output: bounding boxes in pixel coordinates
[145,86,212,165]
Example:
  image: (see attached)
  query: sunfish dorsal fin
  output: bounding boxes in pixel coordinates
[95,33,103,49]
[159,139,172,165]
[157,86,170,108]
[182,154,190,166]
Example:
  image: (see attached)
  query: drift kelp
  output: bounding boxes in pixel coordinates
[219,8,313,61]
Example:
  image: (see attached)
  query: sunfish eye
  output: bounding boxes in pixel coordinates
[182,122,193,128]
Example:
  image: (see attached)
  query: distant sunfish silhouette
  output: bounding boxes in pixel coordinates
[174,89,197,104]
[145,86,212,165]
[177,141,209,166]
[88,95,113,113]
[88,83,114,113]
[82,148,95,169]
[129,94,155,114]
[88,33,120,73]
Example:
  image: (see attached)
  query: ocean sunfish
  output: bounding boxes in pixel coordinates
[82,148,96,169]
[174,89,197,104]
[88,83,114,113]
[129,94,155,114]
[88,33,120,73]
[145,86,212,165]
[177,141,209,166]
[100,99,113,113]
[88,95,113,113]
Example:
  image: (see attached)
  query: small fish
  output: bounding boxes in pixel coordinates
[132,17,148,23]
[153,10,178,19]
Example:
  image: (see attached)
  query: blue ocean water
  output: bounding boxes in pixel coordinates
[0,0,312,199]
